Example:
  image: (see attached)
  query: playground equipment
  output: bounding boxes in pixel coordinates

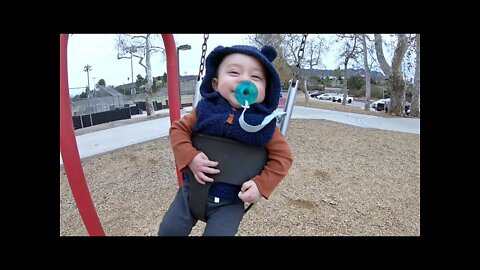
[60,34,307,235]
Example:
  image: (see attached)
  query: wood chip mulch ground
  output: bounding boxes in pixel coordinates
[60,97,420,236]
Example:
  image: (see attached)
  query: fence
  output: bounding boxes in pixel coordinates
[71,95,127,116]
[71,80,197,117]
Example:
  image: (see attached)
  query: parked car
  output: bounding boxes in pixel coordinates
[317,93,333,100]
[373,98,411,115]
[371,98,389,110]
[332,94,353,103]
[309,91,322,98]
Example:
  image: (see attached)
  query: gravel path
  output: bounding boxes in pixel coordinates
[60,97,420,236]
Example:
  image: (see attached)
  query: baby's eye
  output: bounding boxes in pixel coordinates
[228,71,239,75]
[252,75,263,80]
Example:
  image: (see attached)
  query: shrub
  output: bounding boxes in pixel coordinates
[358,84,387,100]
[347,75,365,91]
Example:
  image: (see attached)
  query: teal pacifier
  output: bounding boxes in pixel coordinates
[235,81,258,107]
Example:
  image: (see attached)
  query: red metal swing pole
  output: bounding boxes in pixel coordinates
[161,34,183,188]
[60,34,183,236]
[60,34,105,236]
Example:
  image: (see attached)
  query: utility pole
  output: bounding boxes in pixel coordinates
[176,44,191,108]
[84,64,93,124]
[129,47,136,104]
[84,64,92,97]
[92,76,97,113]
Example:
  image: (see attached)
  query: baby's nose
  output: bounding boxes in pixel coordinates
[238,74,252,82]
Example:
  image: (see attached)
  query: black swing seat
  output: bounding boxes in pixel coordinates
[185,133,268,222]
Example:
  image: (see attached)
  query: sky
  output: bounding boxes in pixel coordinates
[65,34,403,97]
[66,34,343,96]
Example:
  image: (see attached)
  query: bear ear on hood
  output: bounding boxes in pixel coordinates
[261,45,277,62]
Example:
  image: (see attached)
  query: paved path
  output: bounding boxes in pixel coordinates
[60,106,419,165]
[291,106,420,134]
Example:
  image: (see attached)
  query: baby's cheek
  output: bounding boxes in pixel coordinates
[256,92,266,103]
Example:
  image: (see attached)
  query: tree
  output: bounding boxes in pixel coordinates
[248,34,314,104]
[303,35,330,70]
[374,34,409,116]
[347,75,365,91]
[116,34,165,116]
[162,72,167,84]
[362,34,372,111]
[337,34,362,105]
[247,34,294,87]
[410,34,420,117]
[283,34,311,104]
[135,74,147,91]
[333,67,342,80]
[98,79,106,86]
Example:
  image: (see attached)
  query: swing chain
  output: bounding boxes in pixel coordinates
[197,34,209,81]
[296,34,308,68]
[294,34,308,83]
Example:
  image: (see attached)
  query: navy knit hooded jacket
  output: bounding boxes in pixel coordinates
[193,45,282,146]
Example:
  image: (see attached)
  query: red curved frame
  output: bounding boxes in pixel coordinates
[60,34,182,236]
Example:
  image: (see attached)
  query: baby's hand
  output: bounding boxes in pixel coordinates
[238,180,262,204]
[188,152,220,185]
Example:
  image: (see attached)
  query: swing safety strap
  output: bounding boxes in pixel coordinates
[185,133,268,222]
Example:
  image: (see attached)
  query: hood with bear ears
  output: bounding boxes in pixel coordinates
[199,45,281,114]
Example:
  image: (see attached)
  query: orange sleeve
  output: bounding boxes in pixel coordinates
[169,109,201,172]
[252,127,293,199]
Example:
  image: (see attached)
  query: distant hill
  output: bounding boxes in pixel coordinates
[301,68,385,79]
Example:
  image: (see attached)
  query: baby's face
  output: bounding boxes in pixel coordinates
[212,53,267,109]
